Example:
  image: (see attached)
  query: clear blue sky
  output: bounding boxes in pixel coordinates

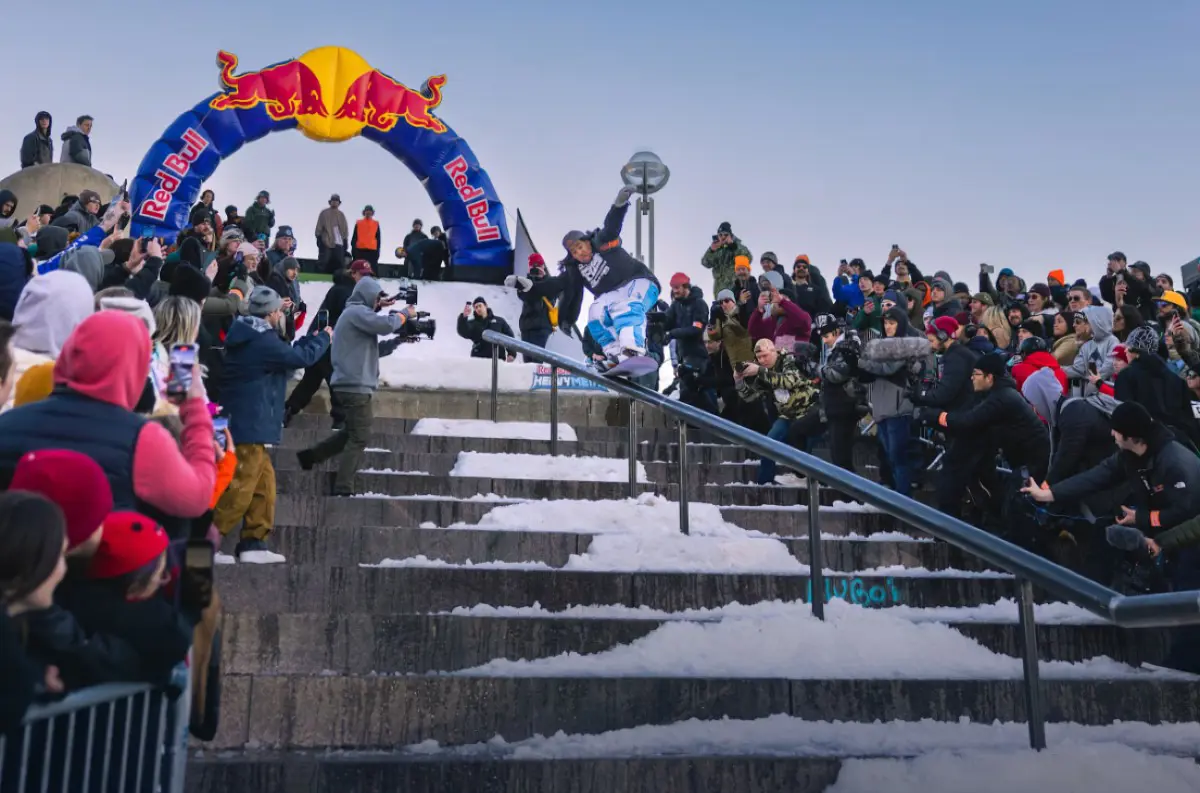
[7,0,1200,291]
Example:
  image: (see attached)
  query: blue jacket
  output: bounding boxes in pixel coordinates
[831,276,864,308]
[0,243,28,321]
[218,317,330,445]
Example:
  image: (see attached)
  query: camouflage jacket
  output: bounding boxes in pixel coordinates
[736,350,819,420]
[701,237,751,296]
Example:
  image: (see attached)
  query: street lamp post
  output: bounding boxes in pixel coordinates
[620,152,669,273]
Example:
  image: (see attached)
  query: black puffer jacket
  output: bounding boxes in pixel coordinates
[916,341,978,411]
[457,309,515,358]
[517,271,565,335]
[818,340,862,420]
[665,285,710,366]
[1047,397,1115,484]
[1115,354,1200,449]
[1053,423,1200,535]
[937,373,1051,479]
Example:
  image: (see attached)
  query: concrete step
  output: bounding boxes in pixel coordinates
[203,674,1200,750]
[285,386,669,429]
[218,613,1172,675]
[214,566,1014,613]
[286,411,716,442]
[272,470,922,510]
[187,753,845,793]
[274,494,902,538]
[262,525,984,571]
[276,432,754,464]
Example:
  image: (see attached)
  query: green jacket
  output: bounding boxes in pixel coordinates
[736,350,819,420]
[708,312,754,365]
[1156,512,1200,554]
[701,237,751,296]
[243,202,275,240]
[852,296,884,333]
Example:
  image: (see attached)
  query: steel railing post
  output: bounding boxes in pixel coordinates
[1017,577,1047,749]
[549,365,559,456]
[489,344,499,421]
[627,399,638,498]
[807,476,825,620]
[677,419,689,535]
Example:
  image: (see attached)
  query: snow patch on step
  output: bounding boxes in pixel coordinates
[450,451,649,483]
[401,715,1200,793]
[443,597,1106,626]
[451,599,1194,680]
[411,418,578,442]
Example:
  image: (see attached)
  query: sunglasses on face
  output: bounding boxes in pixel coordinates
[1069,296,1087,303]
[720,298,735,304]
[881,301,896,310]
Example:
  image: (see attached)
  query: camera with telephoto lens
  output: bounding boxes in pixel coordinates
[391,309,436,340]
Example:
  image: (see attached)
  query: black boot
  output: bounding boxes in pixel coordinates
[297,449,316,471]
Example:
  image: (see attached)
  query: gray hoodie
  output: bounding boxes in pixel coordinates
[1063,305,1117,382]
[60,246,110,291]
[330,277,404,393]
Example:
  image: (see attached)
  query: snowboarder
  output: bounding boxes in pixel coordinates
[557,186,661,372]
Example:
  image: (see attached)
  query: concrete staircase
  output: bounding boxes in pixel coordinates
[187,404,1199,793]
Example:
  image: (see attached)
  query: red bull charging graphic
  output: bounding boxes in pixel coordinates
[128,46,511,278]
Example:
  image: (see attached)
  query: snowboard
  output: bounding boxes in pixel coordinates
[603,355,659,378]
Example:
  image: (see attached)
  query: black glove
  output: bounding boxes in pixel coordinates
[297,301,307,315]
[709,303,723,324]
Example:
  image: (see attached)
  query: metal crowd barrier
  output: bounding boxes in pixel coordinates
[1,664,191,793]
[484,330,1200,751]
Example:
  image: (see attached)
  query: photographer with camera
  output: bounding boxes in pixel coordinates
[284,260,376,429]
[858,308,934,496]
[663,273,714,411]
[918,352,1049,526]
[266,256,305,341]
[504,253,564,358]
[1022,402,1200,672]
[457,297,515,361]
[913,317,980,518]
[214,286,332,563]
[297,277,408,496]
[736,338,820,485]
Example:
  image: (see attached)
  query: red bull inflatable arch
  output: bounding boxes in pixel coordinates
[129,46,512,281]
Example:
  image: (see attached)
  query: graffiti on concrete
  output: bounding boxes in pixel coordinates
[806,576,903,607]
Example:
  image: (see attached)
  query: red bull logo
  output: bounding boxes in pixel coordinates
[209,51,330,121]
[444,155,502,243]
[207,49,446,139]
[333,72,447,134]
[139,128,209,222]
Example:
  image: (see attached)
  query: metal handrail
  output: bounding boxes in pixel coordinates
[484,330,1200,750]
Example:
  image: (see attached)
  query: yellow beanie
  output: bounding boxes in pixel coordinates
[13,362,56,408]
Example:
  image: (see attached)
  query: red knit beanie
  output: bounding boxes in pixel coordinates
[926,316,960,338]
[88,512,168,579]
[528,252,545,268]
[10,450,113,550]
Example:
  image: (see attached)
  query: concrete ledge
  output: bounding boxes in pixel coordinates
[200,675,1200,749]
[186,754,843,793]
[218,613,1171,676]
[214,565,1015,613]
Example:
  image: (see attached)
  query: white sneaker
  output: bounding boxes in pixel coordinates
[238,549,287,564]
[214,552,237,565]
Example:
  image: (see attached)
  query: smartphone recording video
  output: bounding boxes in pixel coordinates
[212,416,229,450]
[166,343,198,400]
[181,539,214,611]
[315,310,330,331]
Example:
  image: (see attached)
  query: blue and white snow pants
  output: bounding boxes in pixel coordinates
[587,278,660,358]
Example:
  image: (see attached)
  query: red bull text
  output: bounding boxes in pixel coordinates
[138,129,209,222]
[333,72,447,133]
[209,51,330,120]
[444,155,501,243]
